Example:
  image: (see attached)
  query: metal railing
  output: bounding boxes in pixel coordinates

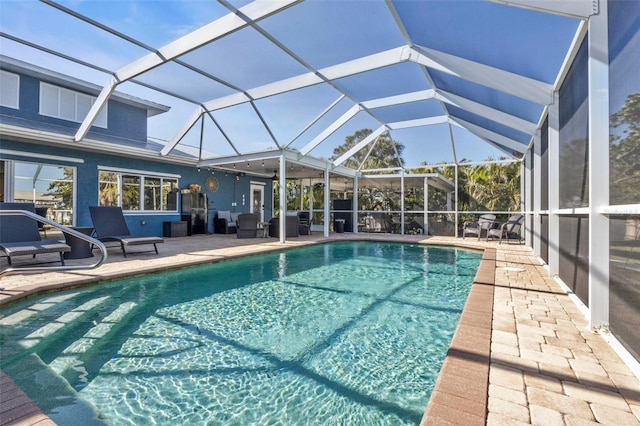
[0,209,108,281]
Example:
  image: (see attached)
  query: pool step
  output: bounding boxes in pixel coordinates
[48,302,138,385]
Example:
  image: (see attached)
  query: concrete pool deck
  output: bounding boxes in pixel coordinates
[1,233,639,425]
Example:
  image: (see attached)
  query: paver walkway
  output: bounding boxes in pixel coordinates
[487,243,640,425]
[1,233,639,425]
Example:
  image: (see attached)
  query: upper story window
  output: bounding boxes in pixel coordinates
[0,70,20,109]
[39,82,107,128]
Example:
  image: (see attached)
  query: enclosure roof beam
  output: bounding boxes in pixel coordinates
[387,116,449,130]
[300,104,362,156]
[75,0,300,142]
[410,45,553,105]
[449,117,528,154]
[333,126,388,167]
[491,0,596,19]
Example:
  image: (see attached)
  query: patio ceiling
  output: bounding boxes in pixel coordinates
[0,0,590,172]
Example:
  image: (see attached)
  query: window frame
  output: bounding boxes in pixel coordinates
[98,167,179,213]
[39,82,108,128]
[3,159,77,226]
[0,70,20,109]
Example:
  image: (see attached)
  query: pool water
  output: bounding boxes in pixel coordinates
[0,242,481,425]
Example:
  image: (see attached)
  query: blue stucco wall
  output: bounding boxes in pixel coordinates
[1,74,147,142]
[0,139,273,236]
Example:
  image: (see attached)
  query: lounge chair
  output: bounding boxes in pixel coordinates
[89,206,164,257]
[0,202,70,265]
[462,214,497,240]
[236,213,258,238]
[488,214,525,243]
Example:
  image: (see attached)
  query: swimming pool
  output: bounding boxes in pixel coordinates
[0,241,481,425]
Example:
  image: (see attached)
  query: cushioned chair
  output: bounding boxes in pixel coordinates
[298,211,312,235]
[0,202,70,265]
[488,214,525,243]
[89,206,164,257]
[236,213,258,238]
[269,215,299,238]
[462,214,497,240]
[213,210,237,234]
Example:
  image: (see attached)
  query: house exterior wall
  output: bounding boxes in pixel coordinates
[0,64,272,237]
[1,74,148,143]
[0,139,270,236]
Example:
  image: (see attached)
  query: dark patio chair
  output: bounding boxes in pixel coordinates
[213,210,237,234]
[269,214,299,238]
[236,213,258,238]
[35,206,49,237]
[89,206,163,257]
[298,211,312,235]
[0,202,70,265]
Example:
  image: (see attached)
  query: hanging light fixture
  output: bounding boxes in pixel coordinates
[271,169,279,181]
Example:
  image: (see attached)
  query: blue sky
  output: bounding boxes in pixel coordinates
[0,0,581,167]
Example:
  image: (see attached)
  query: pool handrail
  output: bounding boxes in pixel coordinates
[0,209,108,281]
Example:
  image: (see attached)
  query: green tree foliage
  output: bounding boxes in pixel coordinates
[329,129,404,171]
[610,92,640,205]
[332,129,405,211]
[412,159,520,213]
[46,167,74,210]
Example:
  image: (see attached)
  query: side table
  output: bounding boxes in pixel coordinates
[257,221,270,238]
[63,227,94,259]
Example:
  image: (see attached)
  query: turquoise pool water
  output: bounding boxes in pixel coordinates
[0,242,481,425]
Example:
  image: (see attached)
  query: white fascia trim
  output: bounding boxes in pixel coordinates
[1,123,197,166]
[0,149,84,164]
[202,46,407,112]
[198,151,282,167]
[449,117,528,154]
[333,126,387,167]
[435,90,538,135]
[491,0,596,19]
[387,115,449,130]
[300,104,361,156]
[98,165,181,179]
[410,46,553,105]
